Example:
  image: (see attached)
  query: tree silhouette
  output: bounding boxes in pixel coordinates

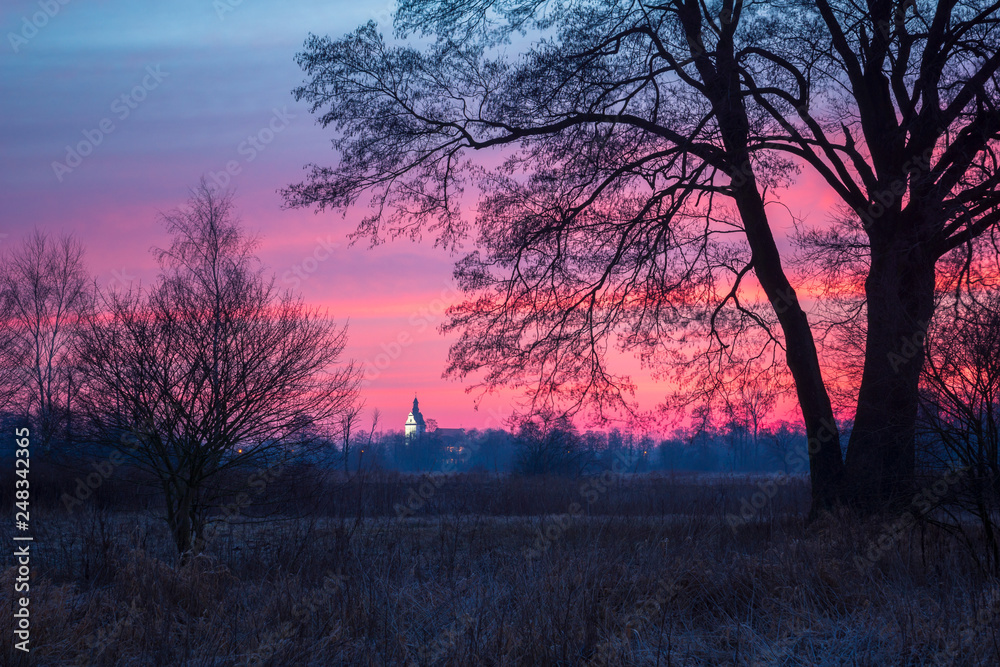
[0,229,91,449]
[76,183,359,557]
[284,0,1000,512]
[514,413,590,476]
[0,289,21,415]
[920,241,1000,571]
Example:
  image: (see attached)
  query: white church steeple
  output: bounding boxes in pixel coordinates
[404,396,426,440]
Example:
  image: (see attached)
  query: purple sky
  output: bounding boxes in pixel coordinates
[0,0,537,431]
[0,0,840,432]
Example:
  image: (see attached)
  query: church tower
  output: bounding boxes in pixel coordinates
[404,396,426,441]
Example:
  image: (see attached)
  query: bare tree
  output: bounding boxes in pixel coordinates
[340,403,365,474]
[76,183,359,558]
[339,404,381,474]
[764,421,806,475]
[720,377,777,470]
[513,413,590,476]
[284,4,847,513]
[0,291,22,414]
[920,244,1000,572]
[0,229,91,449]
[752,0,1000,508]
[284,0,1000,513]
[354,408,381,473]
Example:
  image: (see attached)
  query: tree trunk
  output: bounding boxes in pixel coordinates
[682,1,847,515]
[169,507,192,559]
[844,240,936,510]
[167,482,198,561]
[731,185,846,514]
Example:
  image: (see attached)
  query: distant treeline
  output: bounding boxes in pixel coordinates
[334,420,812,476]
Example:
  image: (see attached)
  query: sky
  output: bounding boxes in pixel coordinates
[0,0,840,432]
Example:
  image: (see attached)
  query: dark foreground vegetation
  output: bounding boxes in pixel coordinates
[3,468,998,666]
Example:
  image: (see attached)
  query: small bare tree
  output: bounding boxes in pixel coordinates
[0,229,91,448]
[764,420,806,475]
[0,291,20,414]
[76,182,359,558]
[720,378,777,471]
[920,270,1000,573]
[514,413,591,476]
[339,403,365,474]
[360,408,380,472]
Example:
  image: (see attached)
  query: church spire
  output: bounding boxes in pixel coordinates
[405,395,426,440]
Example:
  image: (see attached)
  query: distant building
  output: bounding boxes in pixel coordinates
[434,428,467,467]
[404,397,426,441]
[403,398,467,466]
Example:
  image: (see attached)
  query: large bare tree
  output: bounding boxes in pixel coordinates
[0,229,91,448]
[283,0,1000,512]
[76,183,359,557]
[755,0,1000,508]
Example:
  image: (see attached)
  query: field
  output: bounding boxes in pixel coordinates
[2,470,999,666]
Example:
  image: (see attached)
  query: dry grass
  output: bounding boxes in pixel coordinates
[2,473,999,666]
